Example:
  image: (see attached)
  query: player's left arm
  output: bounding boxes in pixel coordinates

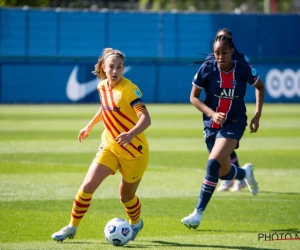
[248,68,265,133]
[116,104,151,146]
[129,108,151,137]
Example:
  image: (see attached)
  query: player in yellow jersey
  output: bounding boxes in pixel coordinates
[52,48,151,242]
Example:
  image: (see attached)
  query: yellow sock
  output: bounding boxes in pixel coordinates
[70,189,93,227]
[122,196,141,224]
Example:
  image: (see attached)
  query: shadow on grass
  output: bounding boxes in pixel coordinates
[259,191,300,195]
[61,241,149,248]
[152,240,281,250]
[54,240,283,249]
[269,228,300,233]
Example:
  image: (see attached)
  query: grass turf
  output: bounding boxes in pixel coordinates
[0,103,299,250]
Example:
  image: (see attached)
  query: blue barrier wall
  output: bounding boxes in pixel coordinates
[2,61,299,103]
[1,8,300,103]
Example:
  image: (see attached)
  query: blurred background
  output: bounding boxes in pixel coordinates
[2,0,300,13]
[1,0,300,103]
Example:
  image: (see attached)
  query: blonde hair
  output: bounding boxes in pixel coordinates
[92,48,125,79]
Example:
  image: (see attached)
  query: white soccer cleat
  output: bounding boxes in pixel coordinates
[217,180,234,191]
[51,225,77,242]
[231,179,247,192]
[181,209,202,229]
[130,219,144,241]
[242,163,259,195]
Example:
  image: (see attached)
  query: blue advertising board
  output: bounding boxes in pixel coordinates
[1,8,299,103]
[1,61,299,103]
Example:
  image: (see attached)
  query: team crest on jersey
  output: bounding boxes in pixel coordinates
[134,89,141,98]
[113,93,121,102]
[231,80,238,86]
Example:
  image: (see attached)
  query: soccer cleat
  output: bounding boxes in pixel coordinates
[242,163,259,195]
[130,219,144,241]
[181,209,202,229]
[51,225,77,242]
[217,180,234,191]
[231,179,247,192]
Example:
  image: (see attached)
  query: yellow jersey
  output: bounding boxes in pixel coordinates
[97,77,148,160]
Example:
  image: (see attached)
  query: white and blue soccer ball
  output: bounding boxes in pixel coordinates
[104,218,132,246]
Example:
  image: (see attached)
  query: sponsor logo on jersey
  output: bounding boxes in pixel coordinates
[103,106,120,112]
[214,89,239,99]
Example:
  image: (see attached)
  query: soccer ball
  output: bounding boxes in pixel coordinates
[104,218,132,246]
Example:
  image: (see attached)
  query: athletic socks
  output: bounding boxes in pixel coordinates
[196,159,220,211]
[220,164,246,180]
[122,195,141,224]
[70,189,93,227]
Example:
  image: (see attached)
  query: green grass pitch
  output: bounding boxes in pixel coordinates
[0,103,299,250]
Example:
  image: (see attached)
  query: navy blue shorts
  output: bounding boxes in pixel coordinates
[203,125,245,153]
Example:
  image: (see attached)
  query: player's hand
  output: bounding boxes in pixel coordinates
[115,132,134,147]
[212,112,225,125]
[249,114,260,133]
[78,126,92,142]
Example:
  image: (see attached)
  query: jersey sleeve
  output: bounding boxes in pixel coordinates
[241,53,251,66]
[192,63,210,88]
[246,66,259,86]
[205,53,214,61]
[128,86,146,113]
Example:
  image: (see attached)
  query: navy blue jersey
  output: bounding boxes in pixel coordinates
[192,59,259,129]
[206,51,251,66]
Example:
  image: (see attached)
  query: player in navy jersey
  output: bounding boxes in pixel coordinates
[207,28,251,192]
[181,35,264,229]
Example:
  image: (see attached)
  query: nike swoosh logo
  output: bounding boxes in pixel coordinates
[66,66,131,101]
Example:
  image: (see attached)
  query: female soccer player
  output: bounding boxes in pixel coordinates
[181,35,264,229]
[207,28,252,192]
[52,48,151,241]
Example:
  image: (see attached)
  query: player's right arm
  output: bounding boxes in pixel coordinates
[191,63,225,125]
[78,106,103,142]
[190,85,225,125]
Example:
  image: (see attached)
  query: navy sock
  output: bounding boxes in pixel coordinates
[230,151,240,167]
[196,159,220,211]
[230,151,244,180]
[220,164,246,180]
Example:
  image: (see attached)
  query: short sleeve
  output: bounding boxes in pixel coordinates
[243,54,251,64]
[246,66,259,86]
[128,87,143,105]
[205,53,214,61]
[192,63,210,88]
